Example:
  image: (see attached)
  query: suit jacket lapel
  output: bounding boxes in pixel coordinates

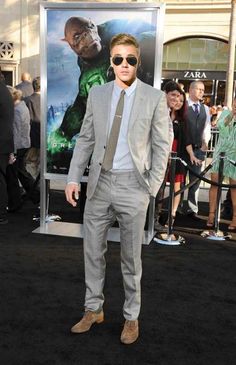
[128,79,145,131]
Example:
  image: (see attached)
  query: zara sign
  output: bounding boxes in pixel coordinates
[184,71,207,79]
[162,70,234,81]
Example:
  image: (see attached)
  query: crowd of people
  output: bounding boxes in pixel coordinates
[0,71,235,229]
[1,73,235,230]
[0,72,40,224]
[154,80,235,232]
[0,33,235,345]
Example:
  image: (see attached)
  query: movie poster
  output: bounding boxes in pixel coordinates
[46,7,158,175]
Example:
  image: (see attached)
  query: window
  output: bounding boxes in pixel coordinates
[0,42,14,59]
[163,37,233,71]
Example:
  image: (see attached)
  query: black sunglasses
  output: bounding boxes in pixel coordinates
[112,56,138,66]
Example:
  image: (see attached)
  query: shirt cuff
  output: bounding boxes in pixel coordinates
[67,181,79,185]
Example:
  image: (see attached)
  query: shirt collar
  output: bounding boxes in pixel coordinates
[188,98,200,106]
[113,78,137,97]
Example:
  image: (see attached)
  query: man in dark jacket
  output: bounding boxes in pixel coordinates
[0,81,14,224]
[185,81,211,219]
[15,72,34,99]
[25,76,41,149]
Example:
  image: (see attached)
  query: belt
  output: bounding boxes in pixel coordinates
[101,168,135,175]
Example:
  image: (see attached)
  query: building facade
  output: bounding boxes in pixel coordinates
[0,0,235,104]
[162,0,235,105]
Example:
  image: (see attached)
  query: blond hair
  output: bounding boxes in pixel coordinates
[8,86,22,102]
[110,33,140,55]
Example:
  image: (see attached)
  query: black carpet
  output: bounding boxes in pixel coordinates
[1,191,236,365]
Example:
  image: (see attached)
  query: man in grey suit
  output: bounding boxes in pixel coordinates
[65,34,170,344]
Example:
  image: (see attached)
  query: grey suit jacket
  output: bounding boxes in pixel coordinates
[68,79,170,199]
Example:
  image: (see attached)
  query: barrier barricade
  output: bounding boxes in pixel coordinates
[154,151,236,245]
[154,152,185,245]
[201,152,235,241]
[39,149,236,243]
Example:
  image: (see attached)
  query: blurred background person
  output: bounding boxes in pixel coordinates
[154,80,180,230]
[210,105,218,127]
[0,80,14,224]
[15,72,34,99]
[25,76,41,143]
[207,97,236,231]
[25,76,41,181]
[168,88,187,223]
[185,81,211,220]
[208,105,219,153]
[216,104,223,118]
[6,87,37,209]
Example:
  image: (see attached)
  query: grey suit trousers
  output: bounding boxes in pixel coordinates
[83,169,150,320]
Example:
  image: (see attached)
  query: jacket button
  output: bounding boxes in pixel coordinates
[99,163,102,166]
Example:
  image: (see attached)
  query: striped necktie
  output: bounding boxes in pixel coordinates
[193,103,199,115]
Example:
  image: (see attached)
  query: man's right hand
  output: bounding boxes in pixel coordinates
[65,183,80,207]
[186,145,202,166]
[190,154,202,166]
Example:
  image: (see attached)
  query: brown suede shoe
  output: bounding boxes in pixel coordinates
[71,310,104,333]
[120,320,139,344]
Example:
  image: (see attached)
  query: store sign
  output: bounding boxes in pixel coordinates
[184,71,207,79]
[162,70,235,81]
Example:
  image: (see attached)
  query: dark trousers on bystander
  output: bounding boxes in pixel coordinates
[0,154,10,220]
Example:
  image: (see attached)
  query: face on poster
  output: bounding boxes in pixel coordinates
[46,7,158,174]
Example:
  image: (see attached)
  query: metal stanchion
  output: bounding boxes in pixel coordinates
[45,178,62,222]
[201,152,232,240]
[154,152,185,245]
[34,179,61,222]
